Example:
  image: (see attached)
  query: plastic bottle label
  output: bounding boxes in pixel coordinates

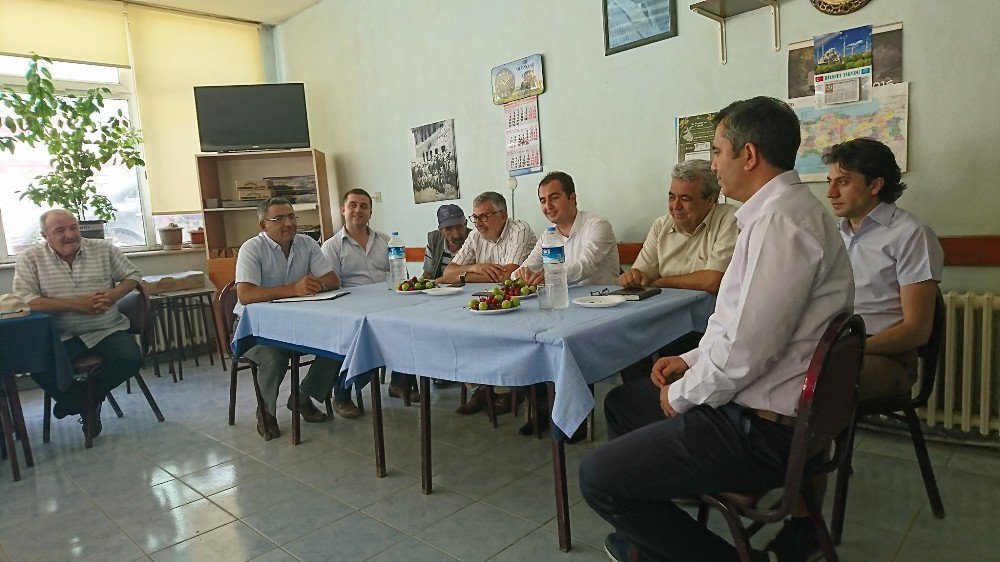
[542,246,565,264]
[388,246,405,260]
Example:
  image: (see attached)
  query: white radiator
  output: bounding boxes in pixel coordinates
[923,291,1000,436]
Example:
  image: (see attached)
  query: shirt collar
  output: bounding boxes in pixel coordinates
[838,201,896,236]
[733,170,802,230]
[45,239,86,260]
[666,205,716,236]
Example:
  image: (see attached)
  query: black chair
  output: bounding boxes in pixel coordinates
[691,313,866,562]
[43,286,165,449]
[830,291,946,543]
[220,282,333,444]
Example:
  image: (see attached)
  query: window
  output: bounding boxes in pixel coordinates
[0,55,152,260]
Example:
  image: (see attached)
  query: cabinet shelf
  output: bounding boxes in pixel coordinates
[203,203,318,213]
[690,0,780,65]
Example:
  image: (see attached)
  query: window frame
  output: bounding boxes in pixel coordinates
[0,58,155,262]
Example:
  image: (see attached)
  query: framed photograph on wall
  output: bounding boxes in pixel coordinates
[604,0,677,55]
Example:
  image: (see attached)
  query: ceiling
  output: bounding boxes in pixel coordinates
[129,0,324,24]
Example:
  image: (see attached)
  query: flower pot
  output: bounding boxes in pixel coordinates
[189,230,206,247]
[79,220,105,240]
[158,227,183,250]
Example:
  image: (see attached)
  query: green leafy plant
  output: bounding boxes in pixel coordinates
[0,53,144,222]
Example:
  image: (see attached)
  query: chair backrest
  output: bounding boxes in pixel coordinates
[766,313,866,521]
[118,285,153,357]
[912,289,945,406]
[218,281,239,359]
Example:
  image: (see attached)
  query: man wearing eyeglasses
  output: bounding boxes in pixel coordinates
[235,197,342,440]
[440,191,537,415]
[321,188,416,407]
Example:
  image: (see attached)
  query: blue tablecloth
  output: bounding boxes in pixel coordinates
[232,283,714,434]
[0,312,74,390]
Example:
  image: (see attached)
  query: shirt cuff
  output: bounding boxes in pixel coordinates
[667,384,696,414]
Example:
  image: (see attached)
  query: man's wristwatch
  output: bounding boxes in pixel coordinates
[458,272,467,284]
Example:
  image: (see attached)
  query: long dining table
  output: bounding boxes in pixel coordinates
[232,282,714,550]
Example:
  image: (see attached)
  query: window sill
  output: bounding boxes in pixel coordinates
[0,246,204,269]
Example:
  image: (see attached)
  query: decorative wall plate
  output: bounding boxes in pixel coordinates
[810,0,872,15]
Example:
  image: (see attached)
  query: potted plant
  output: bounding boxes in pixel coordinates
[0,53,144,238]
[189,226,206,247]
[158,222,183,250]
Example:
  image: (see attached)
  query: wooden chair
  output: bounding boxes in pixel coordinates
[692,313,866,562]
[219,282,333,444]
[830,292,947,544]
[43,286,165,449]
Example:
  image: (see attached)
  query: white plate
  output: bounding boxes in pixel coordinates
[395,289,428,295]
[469,305,521,314]
[423,287,462,296]
[572,295,626,308]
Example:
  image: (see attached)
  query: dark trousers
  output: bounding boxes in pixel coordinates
[579,379,792,561]
[389,371,416,390]
[32,330,140,416]
[619,331,704,384]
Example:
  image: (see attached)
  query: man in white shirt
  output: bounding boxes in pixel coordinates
[764,138,944,561]
[580,97,854,562]
[321,188,417,406]
[236,198,342,440]
[441,191,536,415]
[513,171,619,286]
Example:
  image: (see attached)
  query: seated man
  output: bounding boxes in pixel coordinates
[12,209,144,437]
[513,171,620,287]
[441,191,536,414]
[618,159,738,381]
[764,138,944,561]
[580,97,854,562]
[423,203,471,280]
[423,203,471,389]
[236,197,341,439]
[321,188,414,404]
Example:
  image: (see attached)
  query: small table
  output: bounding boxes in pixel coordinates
[151,287,226,382]
[0,312,73,480]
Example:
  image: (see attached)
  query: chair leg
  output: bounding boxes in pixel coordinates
[905,407,945,518]
[587,383,596,442]
[831,419,859,545]
[228,362,238,426]
[206,296,228,372]
[249,365,272,441]
[43,392,52,443]
[125,378,132,394]
[696,502,710,526]
[3,376,33,467]
[484,386,498,428]
[84,375,96,449]
[182,299,200,368]
[460,384,468,406]
[803,480,840,562]
[106,393,124,418]
[324,391,333,418]
[197,295,216,367]
[133,374,165,422]
[511,387,520,417]
[0,391,21,481]
[290,354,301,446]
[355,383,364,413]
[529,384,541,438]
[704,496,755,562]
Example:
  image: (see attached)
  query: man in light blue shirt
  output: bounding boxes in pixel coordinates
[321,188,417,405]
[236,197,342,440]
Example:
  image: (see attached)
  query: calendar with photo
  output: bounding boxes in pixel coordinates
[504,96,542,177]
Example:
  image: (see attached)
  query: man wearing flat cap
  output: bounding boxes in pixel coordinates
[423,203,471,281]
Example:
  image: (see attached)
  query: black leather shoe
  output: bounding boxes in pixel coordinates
[80,403,102,437]
[455,386,487,415]
[432,379,455,389]
[388,384,421,403]
[288,396,329,423]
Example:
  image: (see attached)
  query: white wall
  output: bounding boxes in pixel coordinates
[273,0,1000,290]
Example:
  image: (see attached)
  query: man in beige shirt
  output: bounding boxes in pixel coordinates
[619,160,738,381]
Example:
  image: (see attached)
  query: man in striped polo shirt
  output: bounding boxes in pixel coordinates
[440,191,537,415]
[12,209,144,437]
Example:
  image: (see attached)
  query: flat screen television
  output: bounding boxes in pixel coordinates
[194,83,310,152]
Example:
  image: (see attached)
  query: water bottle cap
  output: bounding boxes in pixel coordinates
[546,226,556,232]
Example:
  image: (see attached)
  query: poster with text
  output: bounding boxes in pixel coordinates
[676,111,717,163]
[813,25,873,107]
[410,119,460,204]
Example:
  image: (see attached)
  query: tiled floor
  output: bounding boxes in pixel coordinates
[1,360,998,561]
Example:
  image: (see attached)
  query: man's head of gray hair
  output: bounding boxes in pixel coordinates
[472,191,507,212]
[671,160,720,199]
[39,209,77,231]
[257,197,293,221]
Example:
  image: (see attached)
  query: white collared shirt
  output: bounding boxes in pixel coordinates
[320,227,390,288]
[452,219,536,267]
[234,232,334,316]
[671,170,855,416]
[515,210,620,285]
[839,202,943,334]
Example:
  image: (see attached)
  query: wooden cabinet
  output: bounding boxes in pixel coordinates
[196,148,334,290]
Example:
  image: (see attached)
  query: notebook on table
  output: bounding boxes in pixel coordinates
[608,287,661,301]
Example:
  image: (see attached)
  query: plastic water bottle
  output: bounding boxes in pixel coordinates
[387,231,408,290]
[541,226,569,309]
